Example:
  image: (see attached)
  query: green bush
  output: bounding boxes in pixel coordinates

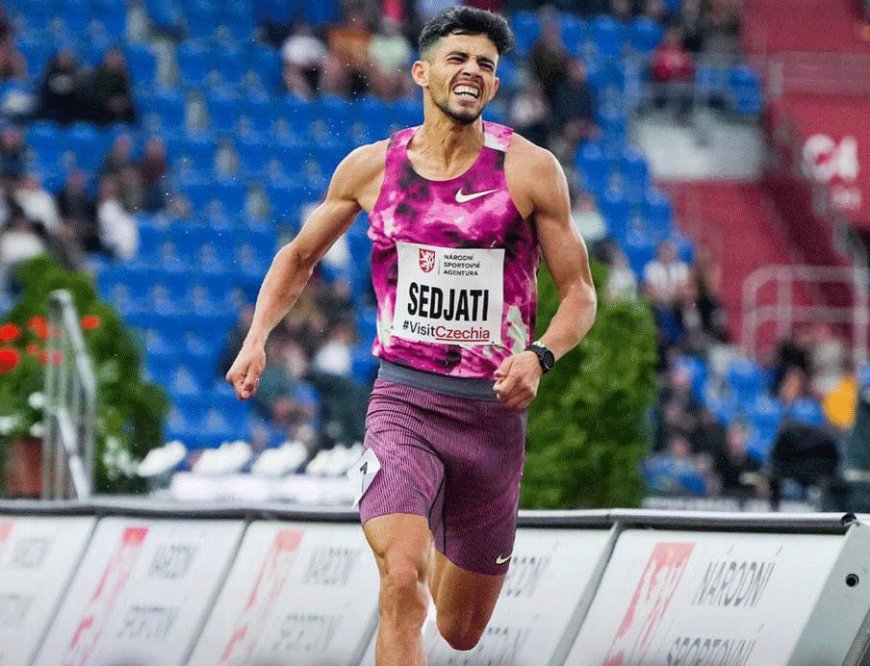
[522,260,658,509]
[3,256,169,494]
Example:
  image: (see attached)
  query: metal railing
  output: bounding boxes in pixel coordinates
[742,264,870,368]
[41,290,96,500]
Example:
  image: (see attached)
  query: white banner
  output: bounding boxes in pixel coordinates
[187,521,379,666]
[564,530,847,666]
[360,528,615,666]
[33,518,244,666]
[0,516,95,666]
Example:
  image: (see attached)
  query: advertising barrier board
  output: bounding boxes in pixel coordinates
[33,518,245,666]
[565,526,870,666]
[360,527,616,666]
[0,515,96,666]
[187,521,379,666]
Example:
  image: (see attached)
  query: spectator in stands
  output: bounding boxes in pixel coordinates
[823,359,858,433]
[508,79,550,147]
[280,22,328,98]
[644,239,691,360]
[321,4,372,98]
[0,125,26,184]
[650,26,694,121]
[138,136,169,212]
[96,176,139,260]
[529,15,568,106]
[0,205,44,290]
[367,17,413,99]
[678,0,705,53]
[809,323,846,396]
[88,47,136,125]
[771,326,813,395]
[14,173,60,235]
[36,49,86,125]
[570,190,608,248]
[777,366,811,408]
[643,433,708,496]
[700,0,741,58]
[0,35,25,83]
[56,169,100,253]
[605,248,638,301]
[691,247,728,343]
[0,6,13,44]
[712,421,763,500]
[313,317,355,377]
[250,338,314,433]
[552,59,599,147]
[655,360,705,451]
[610,0,632,23]
[101,133,144,212]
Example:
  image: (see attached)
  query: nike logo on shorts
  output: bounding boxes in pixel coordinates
[455,187,498,203]
[495,554,511,565]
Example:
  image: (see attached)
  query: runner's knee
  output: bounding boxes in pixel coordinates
[437,612,486,651]
[379,557,428,626]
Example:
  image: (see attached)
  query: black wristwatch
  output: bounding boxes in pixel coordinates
[525,342,555,374]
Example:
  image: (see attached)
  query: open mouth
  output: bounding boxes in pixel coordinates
[453,84,480,100]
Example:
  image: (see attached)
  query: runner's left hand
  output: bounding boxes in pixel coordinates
[492,352,541,410]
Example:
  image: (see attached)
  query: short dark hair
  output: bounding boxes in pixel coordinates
[418,7,514,57]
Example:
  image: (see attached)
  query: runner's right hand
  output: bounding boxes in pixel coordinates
[226,344,266,401]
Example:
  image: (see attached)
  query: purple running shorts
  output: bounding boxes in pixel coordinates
[358,378,527,576]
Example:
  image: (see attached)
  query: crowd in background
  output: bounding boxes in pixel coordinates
[0,0,858,502]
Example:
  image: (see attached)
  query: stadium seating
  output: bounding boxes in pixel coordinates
[3,0,769,455]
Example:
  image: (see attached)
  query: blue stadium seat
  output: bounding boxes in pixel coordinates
[597,104,627,144]
[184,0,220,41]
[176,41,210,87]
[214,44,246,88]
[303,0,340,26]
[26,121,65,169]
[248,45,283,92]
[276,94,316,136]
[235,135,270,174]
[620,146,650,200]
[643,189,673,240]
[270,139,309,178]
[58,0,93,33]
[787,398,826,426]
[750,394,784,443]
[177,132,216,172]
[729,65,763,118]
[206,88,240,133]
[598,188,630,241]
[240,93,276,135]
[124,44,158,86]
[219,2,255,41]
[590,15,626,58]
[575,141,608,194]
[727,359,765,406]
[510,11,540,57]
[265,180,307,221]
[64,123,102,172]
[559,14,587,58]
[91,0,127,35]
[628,16,663,55]
[150,87,187,129]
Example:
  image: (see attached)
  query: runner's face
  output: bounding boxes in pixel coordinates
[422,33,500,125]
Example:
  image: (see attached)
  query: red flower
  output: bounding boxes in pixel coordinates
[26,343,41,356]
[81,315,101,330]
[27,316,46,331]
[0,347,20,373]
[0,323,20,342]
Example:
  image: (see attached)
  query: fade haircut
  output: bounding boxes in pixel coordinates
[418,7,515,58]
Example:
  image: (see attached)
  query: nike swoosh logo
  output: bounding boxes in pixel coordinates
[495,554,511,565]
[455,188,498,203]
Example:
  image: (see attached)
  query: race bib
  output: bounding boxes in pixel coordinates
[347,447,381,508]
[393,241,504,346]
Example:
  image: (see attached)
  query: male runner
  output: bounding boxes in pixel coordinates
[226,7,597,665]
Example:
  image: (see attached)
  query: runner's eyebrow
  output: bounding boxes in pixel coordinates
[444,51,496,69]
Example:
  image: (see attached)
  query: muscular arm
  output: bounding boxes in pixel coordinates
[226,141,386,399]
[493,138,597,409]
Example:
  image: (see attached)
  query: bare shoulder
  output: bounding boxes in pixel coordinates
[330,139,389,209]
[504,133,568,217]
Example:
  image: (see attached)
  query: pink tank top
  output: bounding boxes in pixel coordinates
[368,121,539,379]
